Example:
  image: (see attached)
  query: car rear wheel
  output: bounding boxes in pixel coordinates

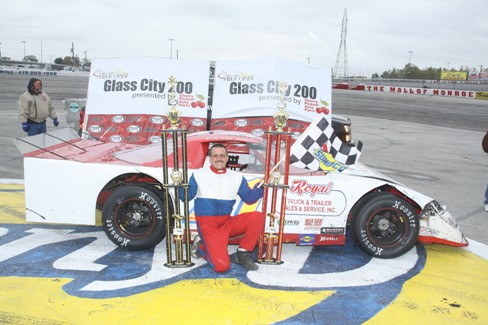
[351,192,419,258]
[102,184,167,250]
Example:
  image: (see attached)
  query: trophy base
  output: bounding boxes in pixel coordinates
[257,259,284,265]
[164,261,195,268]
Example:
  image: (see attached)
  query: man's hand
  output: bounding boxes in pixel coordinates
[21,122,29,132]
[53,118,59,127]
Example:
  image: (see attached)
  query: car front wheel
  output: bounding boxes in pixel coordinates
[351,192,419,258]
[102,184,167,250]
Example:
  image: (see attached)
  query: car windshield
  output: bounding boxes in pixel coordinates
[112,136,318,176]
[228,141,315,176]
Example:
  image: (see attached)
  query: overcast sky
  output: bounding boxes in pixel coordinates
[1,0,487,76]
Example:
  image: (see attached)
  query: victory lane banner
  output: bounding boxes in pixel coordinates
[84,58,210,143]
[212,58,332,123]
[83,57,333,144]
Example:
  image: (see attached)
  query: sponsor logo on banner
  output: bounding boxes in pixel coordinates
[127,125,142,133]
[217,71,256,81]
[92,69,129,79]
[191,119,205,126]
[112,115,126,123]
[127,136,145,143]
[143,127,159,133]
[213,120,226,127]
[234,119,249,127]
[89,125,103,133]
[148,136,161,143]
[150,116,165,124]
[251,129,265,136]
[109,135,124,143]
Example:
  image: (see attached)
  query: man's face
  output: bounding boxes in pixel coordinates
[32,80,42,93]
[209,146,228,170]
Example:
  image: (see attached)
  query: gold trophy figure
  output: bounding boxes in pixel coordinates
[162,75,194,268]
[273,81,289,132]
[258,81,292,264]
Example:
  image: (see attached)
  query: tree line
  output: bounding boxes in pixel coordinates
[373,63,479,80]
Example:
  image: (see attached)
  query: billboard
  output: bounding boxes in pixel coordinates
[440,70,467,81]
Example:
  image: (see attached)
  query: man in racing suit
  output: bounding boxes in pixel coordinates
[185,143,265,272]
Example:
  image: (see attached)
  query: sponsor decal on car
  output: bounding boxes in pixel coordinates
[299,234,315,245]
[320,227,345,234]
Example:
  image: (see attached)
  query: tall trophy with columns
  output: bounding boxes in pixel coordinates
[257,81,292,264]
[162,75,194,268]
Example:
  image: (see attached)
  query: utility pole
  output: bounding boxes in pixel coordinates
[71,42,75,68]
[169,38,175,59]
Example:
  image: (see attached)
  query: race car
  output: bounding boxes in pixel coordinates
[15,127,468,259]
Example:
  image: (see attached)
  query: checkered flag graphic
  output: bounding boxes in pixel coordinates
[290,115,363,171]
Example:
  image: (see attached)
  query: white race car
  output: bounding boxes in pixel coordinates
[15,127,468,259]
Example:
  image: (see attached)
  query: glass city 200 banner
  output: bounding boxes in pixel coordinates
[212,58,332,123]
[84,58,210,143]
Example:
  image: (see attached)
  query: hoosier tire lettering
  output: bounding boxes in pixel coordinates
[102,184,168,250]
[351,192,420,258]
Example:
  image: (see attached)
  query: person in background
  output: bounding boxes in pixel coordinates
[78,106,86,137]
[182,143,265,272]
[18,78,59,136]
[482,131,488,212]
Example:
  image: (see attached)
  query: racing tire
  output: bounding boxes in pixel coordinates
[351,192,419,259]
[102,184,167,250]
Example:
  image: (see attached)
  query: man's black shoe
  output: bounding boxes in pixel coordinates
[236,250,259,271]
[191,236,202,259]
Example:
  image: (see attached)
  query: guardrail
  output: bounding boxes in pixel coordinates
[332,83,488,100]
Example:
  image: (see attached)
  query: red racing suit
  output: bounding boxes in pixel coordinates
[185,165,265,272]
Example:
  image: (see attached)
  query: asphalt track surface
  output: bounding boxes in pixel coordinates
[0,75,487,324]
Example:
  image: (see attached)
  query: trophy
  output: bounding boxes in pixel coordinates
[257,81,292,265]
[167,75,181,129]
[162,75,194,268]
[273,81,289,132]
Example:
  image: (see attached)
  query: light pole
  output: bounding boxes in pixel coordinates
[169,38,175,59]
[0,42,2,59]
[306,57,310,64]
[408,51,413,64]
[22,41,26,60]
